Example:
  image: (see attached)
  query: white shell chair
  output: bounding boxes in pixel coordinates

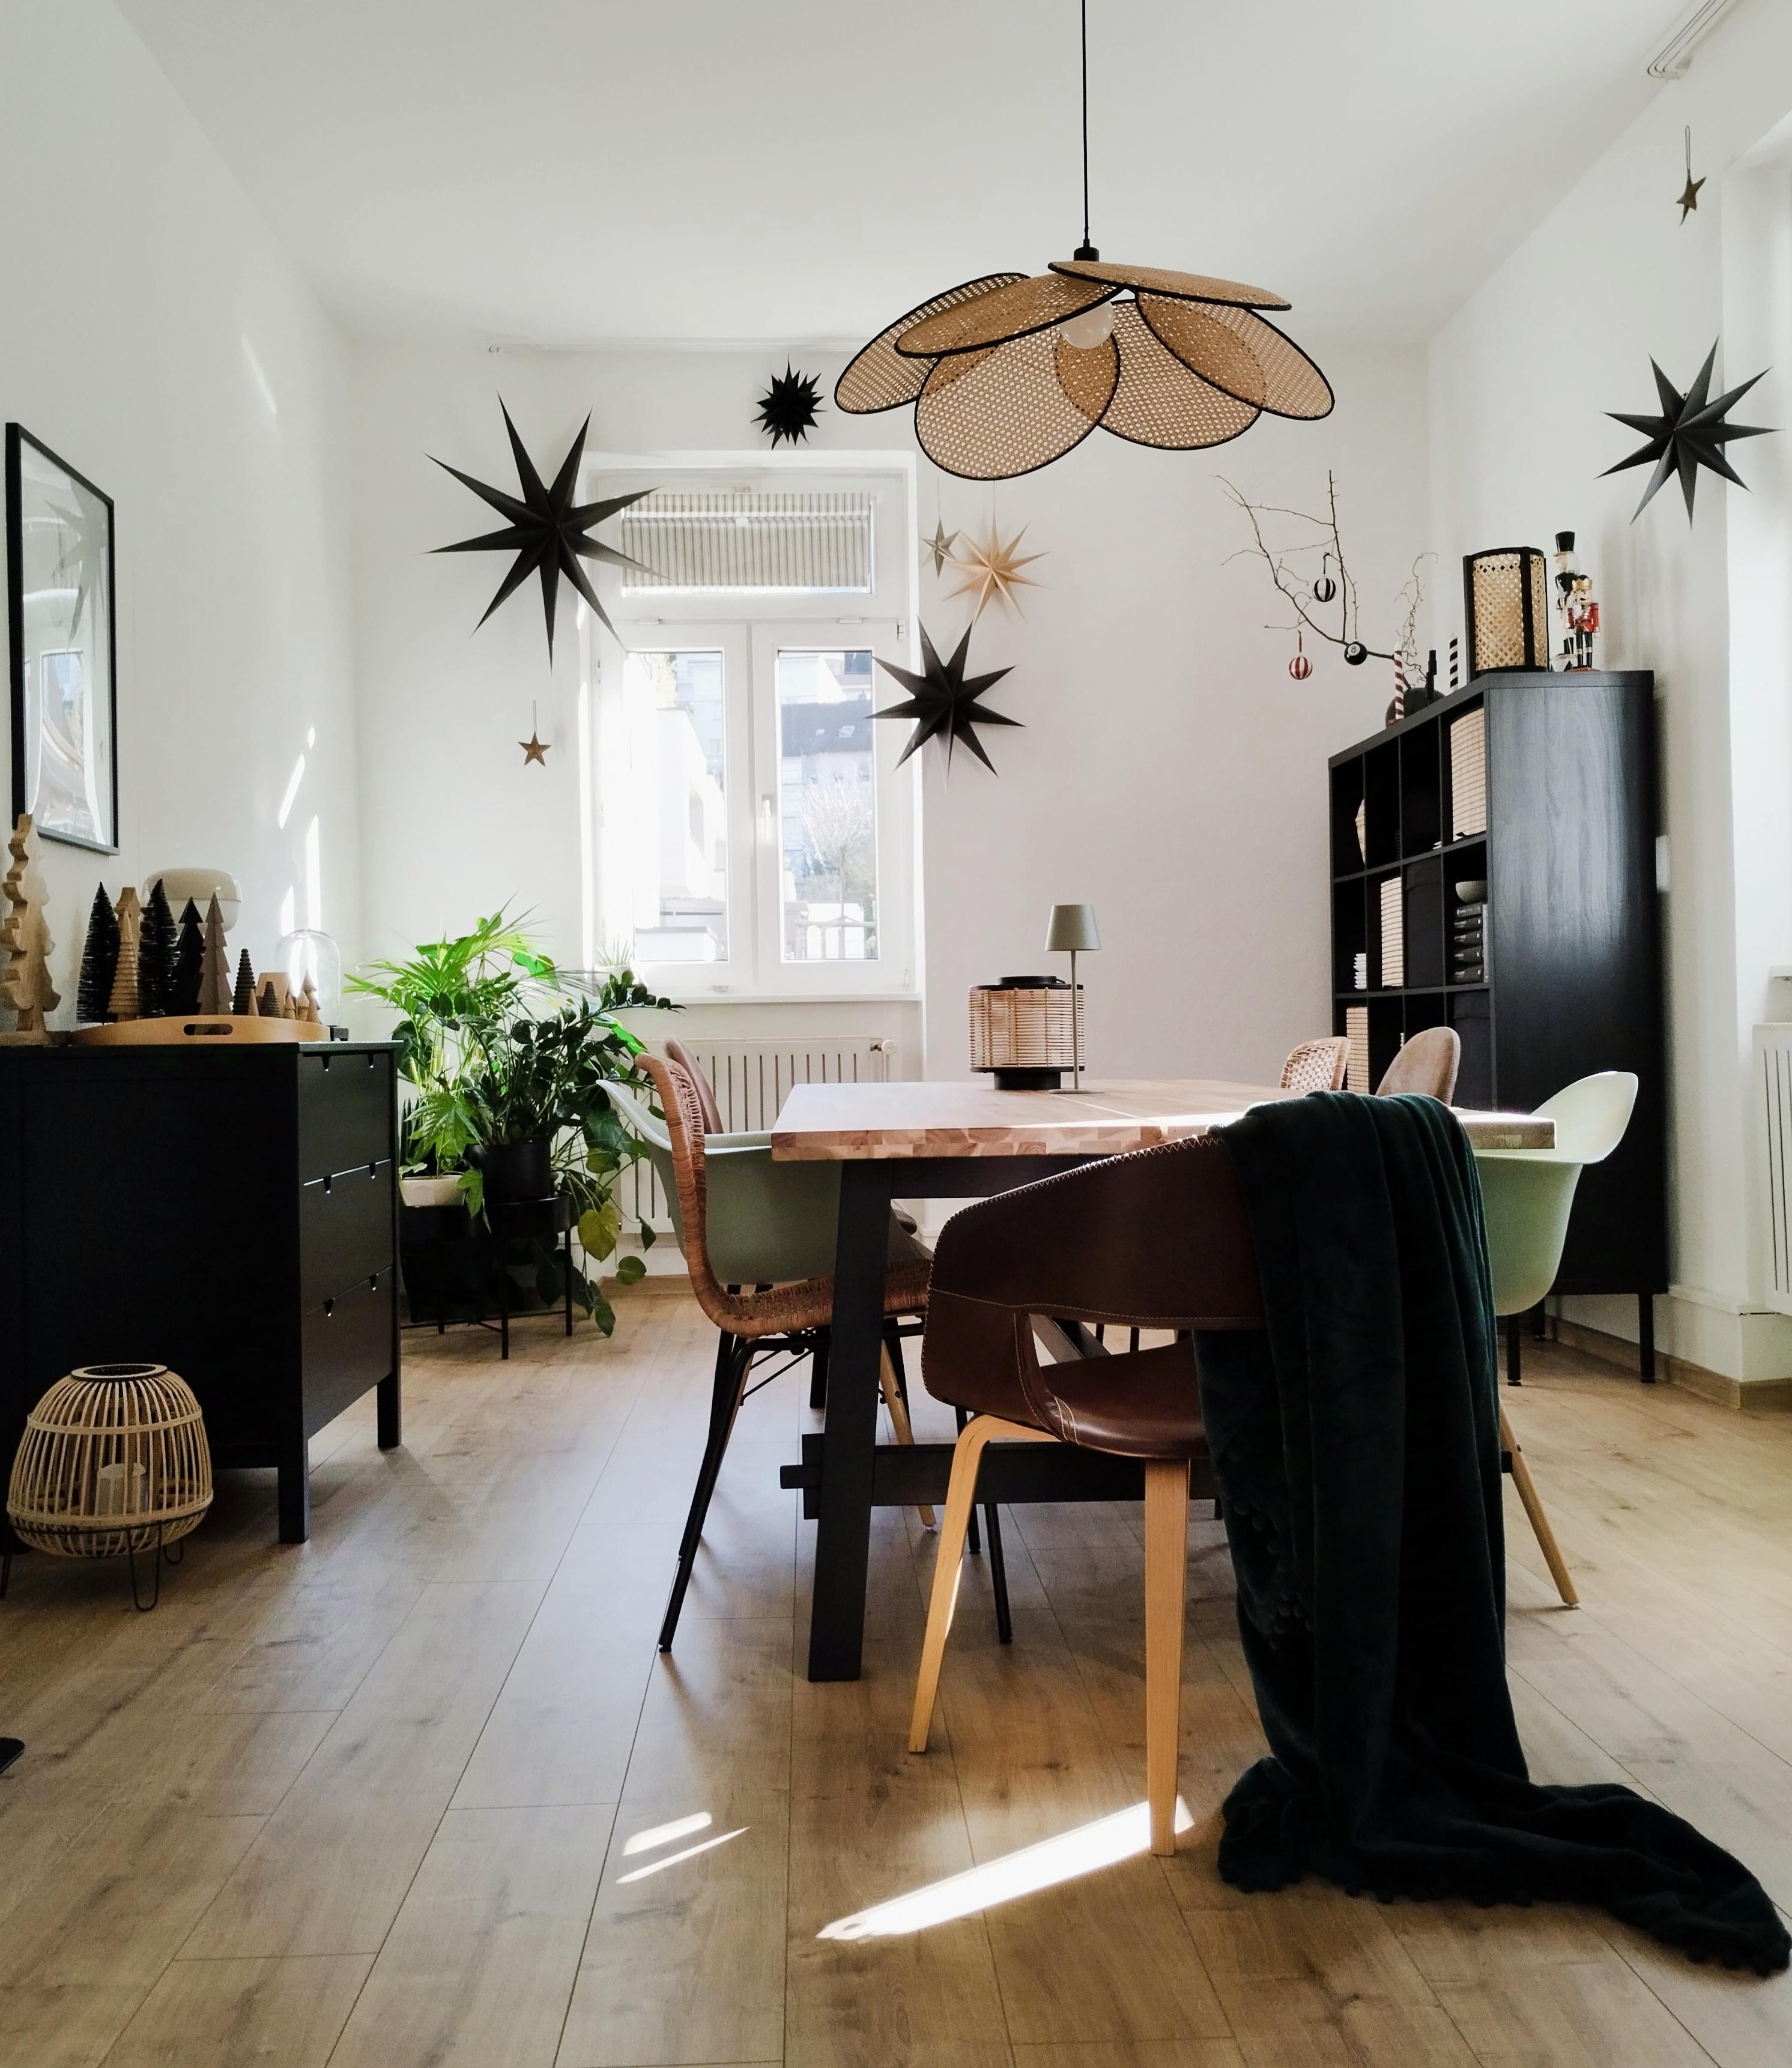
[1471,1071,1640,1609]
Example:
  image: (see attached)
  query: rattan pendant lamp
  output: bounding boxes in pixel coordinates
[836,2,1333,480]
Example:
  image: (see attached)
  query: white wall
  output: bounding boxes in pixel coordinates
[351,340,1426,1076]
[0,0,360,1018]
[1428,0,1792,1381]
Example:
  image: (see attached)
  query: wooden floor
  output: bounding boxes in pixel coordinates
[2,1289,1791,2068]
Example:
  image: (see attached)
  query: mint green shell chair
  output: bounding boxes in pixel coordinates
[1471,1071,1638,1610]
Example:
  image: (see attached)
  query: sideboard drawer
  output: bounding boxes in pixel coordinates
[301,1267,395,1437]
[298,1049,392,1180]
[300,1161,394,1308]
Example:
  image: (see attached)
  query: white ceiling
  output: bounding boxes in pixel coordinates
[118,0,1674,348]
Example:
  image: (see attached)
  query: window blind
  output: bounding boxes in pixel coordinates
[619,491,873,593]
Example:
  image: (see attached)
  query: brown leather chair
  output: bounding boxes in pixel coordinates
[644,1054,932,1651]
[1280,1036,1349,1093]
[664,1037,725,1132]
[1377,1025,1460,1101]
[908,1137,1262,1855]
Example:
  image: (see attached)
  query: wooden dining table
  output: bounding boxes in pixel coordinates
[770,1077,1554,1681]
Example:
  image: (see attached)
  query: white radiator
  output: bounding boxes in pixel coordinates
[622,1036,895,1232]
[1754,1024,1792,1314]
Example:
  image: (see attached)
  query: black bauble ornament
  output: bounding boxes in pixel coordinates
[1344,641,1368,666]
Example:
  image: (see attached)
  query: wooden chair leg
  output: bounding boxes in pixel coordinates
[879,1345,936,1528]
[909,1415,1053,1754]
[1143,1457,1190,1855]
[1500,1406,1578,1609]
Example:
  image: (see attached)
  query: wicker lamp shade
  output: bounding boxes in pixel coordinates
[969,978,1083,1089]
[1464,549,1550,675]
[839,261,1331,481]
[7,1362,211,1583]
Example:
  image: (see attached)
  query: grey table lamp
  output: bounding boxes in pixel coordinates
[1045,904,1100,1089]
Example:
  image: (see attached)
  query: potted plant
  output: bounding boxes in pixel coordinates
[349,913,675,1333]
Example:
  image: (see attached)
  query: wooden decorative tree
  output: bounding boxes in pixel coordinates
[168,899,205,1015]
[76,883,121,1024]
[232,949,256,1015]
[106,887,143,1020]
[0,815,60,1044]
[298,975,320,1024]
[196,896,232,1014]
[138,880,176,1017]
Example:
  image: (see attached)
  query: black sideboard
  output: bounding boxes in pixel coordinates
[0,1041,401,1546]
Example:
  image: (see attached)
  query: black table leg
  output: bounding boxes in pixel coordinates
[565,1226,574,1337]
[1505,1314,1522,1387]
[806,1159,893,1681]
[277,1447,311,1543]
[1639,1292,1656,1381]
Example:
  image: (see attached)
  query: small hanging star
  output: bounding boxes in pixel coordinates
[1677,126,1705,222]
[921,518,958,576]
[1603,341,1774,522]
[431,401,656,658]
[948,523,1044,618]
[520,702,549,766]
[754,364,823,447]
[873,623,1020,775]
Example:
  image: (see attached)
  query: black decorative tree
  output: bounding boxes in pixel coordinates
[76,886,120,1024]
[168,899,205,1015]
[232,949,256,1015]
[138,878,176,1016]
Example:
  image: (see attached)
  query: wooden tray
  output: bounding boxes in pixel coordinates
[71,1017,328,1047]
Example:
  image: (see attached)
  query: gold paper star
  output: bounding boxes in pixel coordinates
[1678,125,1704,222]
[948,523,1044,619]
[521,730,549,766]
[921,518,958,576]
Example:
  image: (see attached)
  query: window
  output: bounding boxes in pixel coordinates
[587,467,915,998]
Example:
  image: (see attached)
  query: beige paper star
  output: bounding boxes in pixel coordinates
[948,524,1044,618]
[921,518,959,576]
[521,730,549,766]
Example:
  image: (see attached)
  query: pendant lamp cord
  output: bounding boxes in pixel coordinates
[1076,0,1097,261]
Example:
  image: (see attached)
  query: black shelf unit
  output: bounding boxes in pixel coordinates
[1328,671,1666,1366]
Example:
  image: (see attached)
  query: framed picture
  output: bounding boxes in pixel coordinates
[6,423,117,852]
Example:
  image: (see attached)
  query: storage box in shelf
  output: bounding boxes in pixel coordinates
[1378,876,1405,988]
[1345,1006,1370,1092]
[1450,709,1487,840]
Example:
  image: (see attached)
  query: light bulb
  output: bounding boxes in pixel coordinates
[1058,302,1116,350]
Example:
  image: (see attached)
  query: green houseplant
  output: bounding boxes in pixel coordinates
[349,912,674,1333]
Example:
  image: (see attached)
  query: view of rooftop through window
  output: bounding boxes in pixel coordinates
[777,649,877,963]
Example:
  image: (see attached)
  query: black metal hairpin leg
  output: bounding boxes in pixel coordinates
[565,1228,574,1336]
[984,1500,1013,1645]
[809,1331,830,1411]
[659,1334,752,1652]
[0,1552,10,1601]
[1505,1315,1522,1387]
[126,1525,167,1613]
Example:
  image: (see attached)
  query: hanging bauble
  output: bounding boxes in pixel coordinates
[1288,630,1312,682]
[1312,555,1337,605]
[1344,641,1369,666]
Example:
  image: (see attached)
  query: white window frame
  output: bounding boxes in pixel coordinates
[581,455,919,1002]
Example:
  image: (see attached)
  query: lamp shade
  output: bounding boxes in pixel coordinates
[1045,904,1101,954]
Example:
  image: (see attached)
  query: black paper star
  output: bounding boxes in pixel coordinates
[755,364,823,447]
[873,623,1020,775]
[1603,343,1774,521]
[431,402,653,655]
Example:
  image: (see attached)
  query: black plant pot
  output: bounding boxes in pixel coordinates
[470,1138,554,1203]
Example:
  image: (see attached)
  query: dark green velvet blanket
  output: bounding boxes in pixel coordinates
[1194,1090,1788,1974]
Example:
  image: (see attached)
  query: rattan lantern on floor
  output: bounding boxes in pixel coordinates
[5,1363,211,1610]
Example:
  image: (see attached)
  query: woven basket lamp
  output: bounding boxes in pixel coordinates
[969,976,1083,1090]
[5,1362,212,1610]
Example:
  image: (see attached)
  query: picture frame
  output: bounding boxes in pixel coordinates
[6,423,118,853]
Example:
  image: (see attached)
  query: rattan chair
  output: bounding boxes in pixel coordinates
[663,1037,724,1132]
[643,1055,934,1650]
[1280,1037,1349,1094]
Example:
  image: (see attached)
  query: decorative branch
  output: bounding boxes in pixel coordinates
[1219,471,1433,688]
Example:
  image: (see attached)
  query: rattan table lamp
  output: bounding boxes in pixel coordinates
[1046,904,1101,1089]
